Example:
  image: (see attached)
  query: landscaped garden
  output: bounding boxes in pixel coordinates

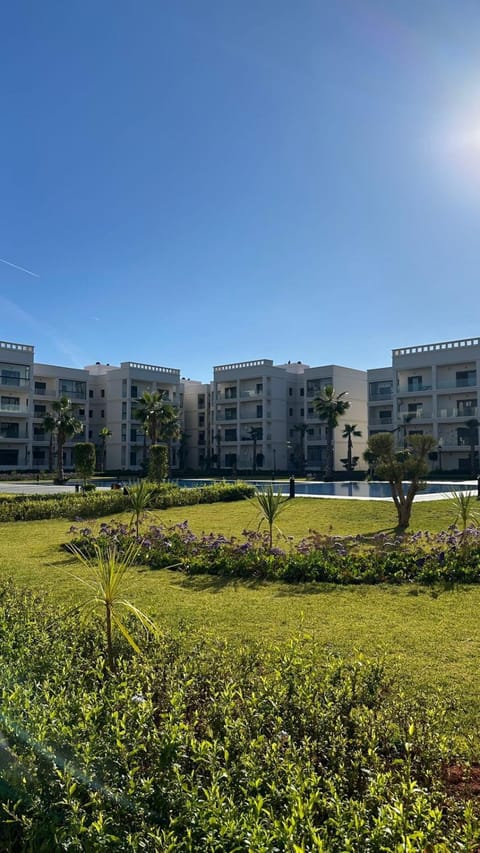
[2,485,480,848]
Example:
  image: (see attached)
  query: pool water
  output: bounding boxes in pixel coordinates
[174,479,476,500]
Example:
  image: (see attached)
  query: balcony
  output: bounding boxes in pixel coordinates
[369,417,393,427]
[397,410,433,421]
[438,407,478,419]
[369,391,393,401]
[0,375,30,389]
[0,403,28,415]
[240,389,263,398]
[437,377,477,390]
[397,384,432,394]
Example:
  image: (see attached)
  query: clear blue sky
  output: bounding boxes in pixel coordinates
[1,0,480,381]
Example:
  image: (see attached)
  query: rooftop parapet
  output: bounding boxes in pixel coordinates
[0,339,34,353]
[393,337,480,357]
[121,361,180,376]
[214,359,274,374]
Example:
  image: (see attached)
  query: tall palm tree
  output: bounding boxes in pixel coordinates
[99,427,112,473]
[293,423,308,474]
[43,397,83,483]
[342,423,362,472]
[313,385,350,479]
[464,418,479,477]
[134,390,181,471]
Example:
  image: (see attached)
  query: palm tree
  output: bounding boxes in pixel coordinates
[99,427,112,473]
[342,423,362,472]
[43,397,83,483]
[245,426,262,475]
[313,385,350,479]
[464,418,479,477]
[134,390,180,469]
[159,410,182,476]
[293,423,308,474]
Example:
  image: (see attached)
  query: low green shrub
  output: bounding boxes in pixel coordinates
[68,521,480,587]
[0,482,255,522]
[0,579,477,849]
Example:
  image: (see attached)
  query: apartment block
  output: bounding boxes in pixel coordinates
[0,339,34,469]
[87,361,182,471]
[368,336,480,472]
[32,363,90,471]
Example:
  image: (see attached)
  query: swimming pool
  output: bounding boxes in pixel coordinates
[173,479,477,500]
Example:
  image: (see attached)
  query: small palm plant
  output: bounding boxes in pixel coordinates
[69,541,157,673]
[450,489,480,532]
[253,485,291,549]
[128,480,154,537]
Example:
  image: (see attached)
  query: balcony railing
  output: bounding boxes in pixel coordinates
[397,384,432,394]
[437,377,477,390]
[0,376,30,388]
[240,389,262,398]
[438,408,478,419]
[369,417,393,426]
[0,404,28,414]
[397,410,433,421]
[369,391,393,401]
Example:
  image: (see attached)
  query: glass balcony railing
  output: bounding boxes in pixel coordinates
[438,407,478,419]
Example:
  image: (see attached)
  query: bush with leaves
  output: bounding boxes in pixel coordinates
[0,579,478,849]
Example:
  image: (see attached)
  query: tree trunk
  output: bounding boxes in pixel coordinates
[57,434,65,482]
[325,426,333,479]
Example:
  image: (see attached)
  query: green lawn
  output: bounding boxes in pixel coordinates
[1,495,480,729]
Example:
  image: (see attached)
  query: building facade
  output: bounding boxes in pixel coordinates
[368,336,480,472]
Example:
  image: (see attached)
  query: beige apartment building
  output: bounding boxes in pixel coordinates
[368,336,480,472]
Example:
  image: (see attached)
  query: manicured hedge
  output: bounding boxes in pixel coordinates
[0,579,476,849]
[0,482,255,522]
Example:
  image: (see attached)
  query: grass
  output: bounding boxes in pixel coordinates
[1,495,480,729]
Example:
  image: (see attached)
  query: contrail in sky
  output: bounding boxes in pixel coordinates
[0,257,40,278]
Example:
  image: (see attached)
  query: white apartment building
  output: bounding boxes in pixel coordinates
[0,339,34,469]
[368,336,480,472]
[210,359,368,474]
[32,363,90,471]
[87,360,182,472]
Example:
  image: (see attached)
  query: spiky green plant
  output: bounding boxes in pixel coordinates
[449,489,480,532]
[69,541,156,672]
[253,485,291,549]
[128,480,154,537]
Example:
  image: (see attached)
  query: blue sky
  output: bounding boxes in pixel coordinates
[1,0,480,381]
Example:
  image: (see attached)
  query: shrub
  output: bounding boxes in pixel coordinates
[0,579,477,849]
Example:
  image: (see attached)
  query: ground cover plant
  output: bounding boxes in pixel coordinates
[0,579,479,850]
[67,518,480,586]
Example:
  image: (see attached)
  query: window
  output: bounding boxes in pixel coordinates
[289,387,293,396]
[379,410,392,422]
[34,403,46,415]
[122,379,127,398]
[307,446,324,463]
[33,449,46,463]
[369,380,393,399]
[307,428,314,436]
[256,405,263,418]
[101,389,105,398]
[408,403,422,417]
[131,385,138,398]
[0,422,19,438]
[121,424,127,442]
[225,407,237,420]
[101,410,105,418]
[89,389,94,398]
[0,369,20,387]
[130,427,137,442]
[300,388,304,397]
[130,450,137,467]
[198,413,205,427]
[59,379,86,399]
[2,396,20,411]
[307,378,331,398]
[197,393,205,408]
[78,408,85,416]
[88,430,92,439]
[407,376,423,392]
[457,399,477,416]
[34,425,45,438]
[289,408,293,416]
[224,386,236,399]
[225,428,237,441]
[225,453,237,467]
[198,431,205,446]
[300,408,304,417]
[35,381,46,394]
[89,410,93,418]
[255,383,263,395]
[0,449,18,465]
[456,370,476,388]
[122,402,127,419]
